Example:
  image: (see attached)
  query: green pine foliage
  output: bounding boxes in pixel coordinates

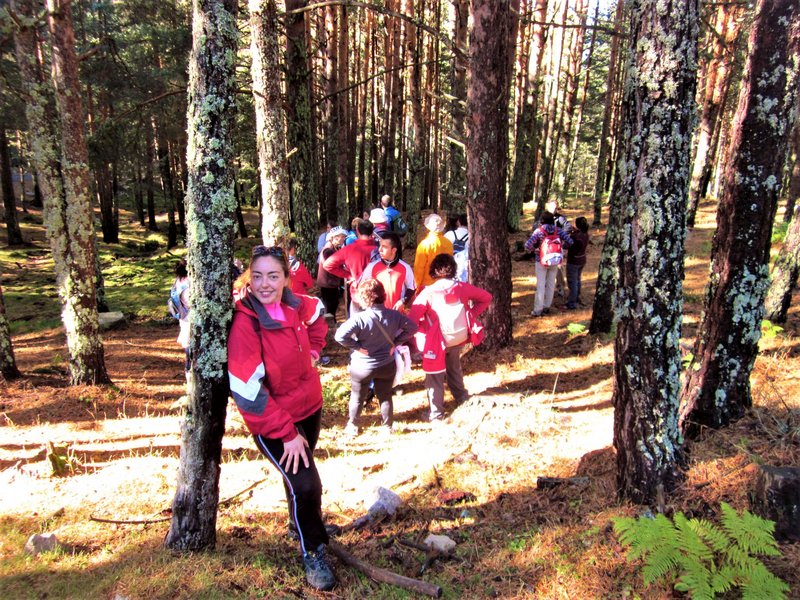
[613,503,789,599]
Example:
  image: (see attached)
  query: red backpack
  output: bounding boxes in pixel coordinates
[539,227,563,266]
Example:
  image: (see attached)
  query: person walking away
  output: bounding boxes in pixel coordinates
[316,226,347,320]
[525,211,573,316]
[169,260,191,368]
[445,213,469,282]
[287,238,314,295]
[413,213,453,292]
[323,219,378,315]
[409,254,492,422]
[381,194,400,228]
[227,245,337,591]
[545,200,571,297]
[369,207,390,234]
[565,217,589,310]
[334,278,418,435]
[360,232,415,310]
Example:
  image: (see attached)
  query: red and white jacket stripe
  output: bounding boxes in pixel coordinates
[228,289,327,441]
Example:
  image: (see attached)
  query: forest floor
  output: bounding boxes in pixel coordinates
[1,200,799,599]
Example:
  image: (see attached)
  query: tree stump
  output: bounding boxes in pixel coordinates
[751,465,800,542]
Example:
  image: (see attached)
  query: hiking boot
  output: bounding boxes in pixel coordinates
[303,544,336,591]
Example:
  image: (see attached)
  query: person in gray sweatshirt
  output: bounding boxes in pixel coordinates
[334,278,417,435]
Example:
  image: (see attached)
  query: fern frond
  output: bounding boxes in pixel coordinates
[674,562,714,600]
[710,565,736,595]
[720,502,780,556]
[689,518,730,554]
[740,561,790,600]
[641,546,681,585]
[674,513,714,562]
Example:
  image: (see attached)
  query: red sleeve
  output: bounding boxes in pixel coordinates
[323,247,350,280]
[461,283,492,317]
[292,261,314,293]
[299,295,328,355]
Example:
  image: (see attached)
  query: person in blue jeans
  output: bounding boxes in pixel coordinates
[566,217,590,310]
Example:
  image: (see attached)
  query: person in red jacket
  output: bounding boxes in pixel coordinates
[287,238,314,295]
[227,245,336,591]
[322,219,378,315]
[409,253,492,422]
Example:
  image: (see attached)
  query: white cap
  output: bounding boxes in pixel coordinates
[369,208,388,224]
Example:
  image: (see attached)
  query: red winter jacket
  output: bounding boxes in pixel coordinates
[289,256,314,295]
[409,279,492,373]
[228,289,327,441]
[322,238,377,295]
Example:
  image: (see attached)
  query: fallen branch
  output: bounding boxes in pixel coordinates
[328,541,442,598]
[218,478,268,508]
[90,515,171,525]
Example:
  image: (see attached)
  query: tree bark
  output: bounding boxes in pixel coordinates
[466,0,514,350]
[285,0,320,267]
[165,0,237,552]
[612,0,698,504]
[782,110,800,223]
[0,285,21,381]
[43,0,111,385]
[445,0,469,213]
[506,0,548,233]
[685,1,746,228]
[764,203,800,323]
[1,126,25,246]
[403,0,425,247]
[249,0,292,248]
[591,0,624,225]
[680,0,799,437]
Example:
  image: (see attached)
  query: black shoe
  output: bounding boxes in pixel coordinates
[303,544,336,590]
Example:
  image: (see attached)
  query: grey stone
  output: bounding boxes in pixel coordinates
[98,311,126,330]
[368,486,403,516]
[752,465,800,542]
[24,533,60,555]
[423,534,457,553]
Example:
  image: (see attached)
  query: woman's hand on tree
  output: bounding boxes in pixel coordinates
[280,432,310,474]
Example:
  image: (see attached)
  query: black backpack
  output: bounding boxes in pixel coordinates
[452,231,468,253]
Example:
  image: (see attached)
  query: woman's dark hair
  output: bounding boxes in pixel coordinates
[356,278,386,307]
[251,245,290,276]
[446,215,459,232]
[575,216,589,233]
[540,211,555,225]
[175,259,188,278]
[380,232,402,256]
[356,219,375,236]
[429,253,457,280]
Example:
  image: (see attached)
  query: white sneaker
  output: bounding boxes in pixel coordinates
[343,422,359,436]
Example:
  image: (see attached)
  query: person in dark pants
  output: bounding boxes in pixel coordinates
[566,216,590,309]
[227,245,336,591]
[334,278,417,435]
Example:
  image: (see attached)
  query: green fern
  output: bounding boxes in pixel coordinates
[613,503,789,599]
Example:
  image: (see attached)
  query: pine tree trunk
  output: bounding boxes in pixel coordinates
[42,0,110,385]
[336,6,351,224]
[592,0,624,225]
[764,203,800,323]
[686,2,746,228]
[506,0,548,232]
[611,0,698,503]
[322,4,339,223]
[155,119,178,249]
[0,285,21,381]
[403,0,424,247]
[165,0,238,552]
[249,0,292,248]
[445,0,469,213]
[782,115,800,223]
[680,0,799,437]
[1,126,25,246]
[285,0,319,267]
[145,127,158,231]
[466,0,514,350]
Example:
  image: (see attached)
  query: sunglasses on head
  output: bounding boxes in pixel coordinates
[252,245,285,258]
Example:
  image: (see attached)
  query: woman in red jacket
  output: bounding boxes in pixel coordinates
[409,253,492,422]
[227,245,336,591]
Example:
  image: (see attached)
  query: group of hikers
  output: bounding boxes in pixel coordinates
[168,194,588,591]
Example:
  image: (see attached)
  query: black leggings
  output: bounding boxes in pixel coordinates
[253,409,328,554]
[319,287,340,317]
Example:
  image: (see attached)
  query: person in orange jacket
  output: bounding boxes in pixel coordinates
[413,213,453,292]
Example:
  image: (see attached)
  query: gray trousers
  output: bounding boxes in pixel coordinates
[425,346,468,420]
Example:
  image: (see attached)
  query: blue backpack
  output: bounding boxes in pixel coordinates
[168,281,190,320]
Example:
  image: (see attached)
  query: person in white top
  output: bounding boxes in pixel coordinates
[444,213,469,249]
